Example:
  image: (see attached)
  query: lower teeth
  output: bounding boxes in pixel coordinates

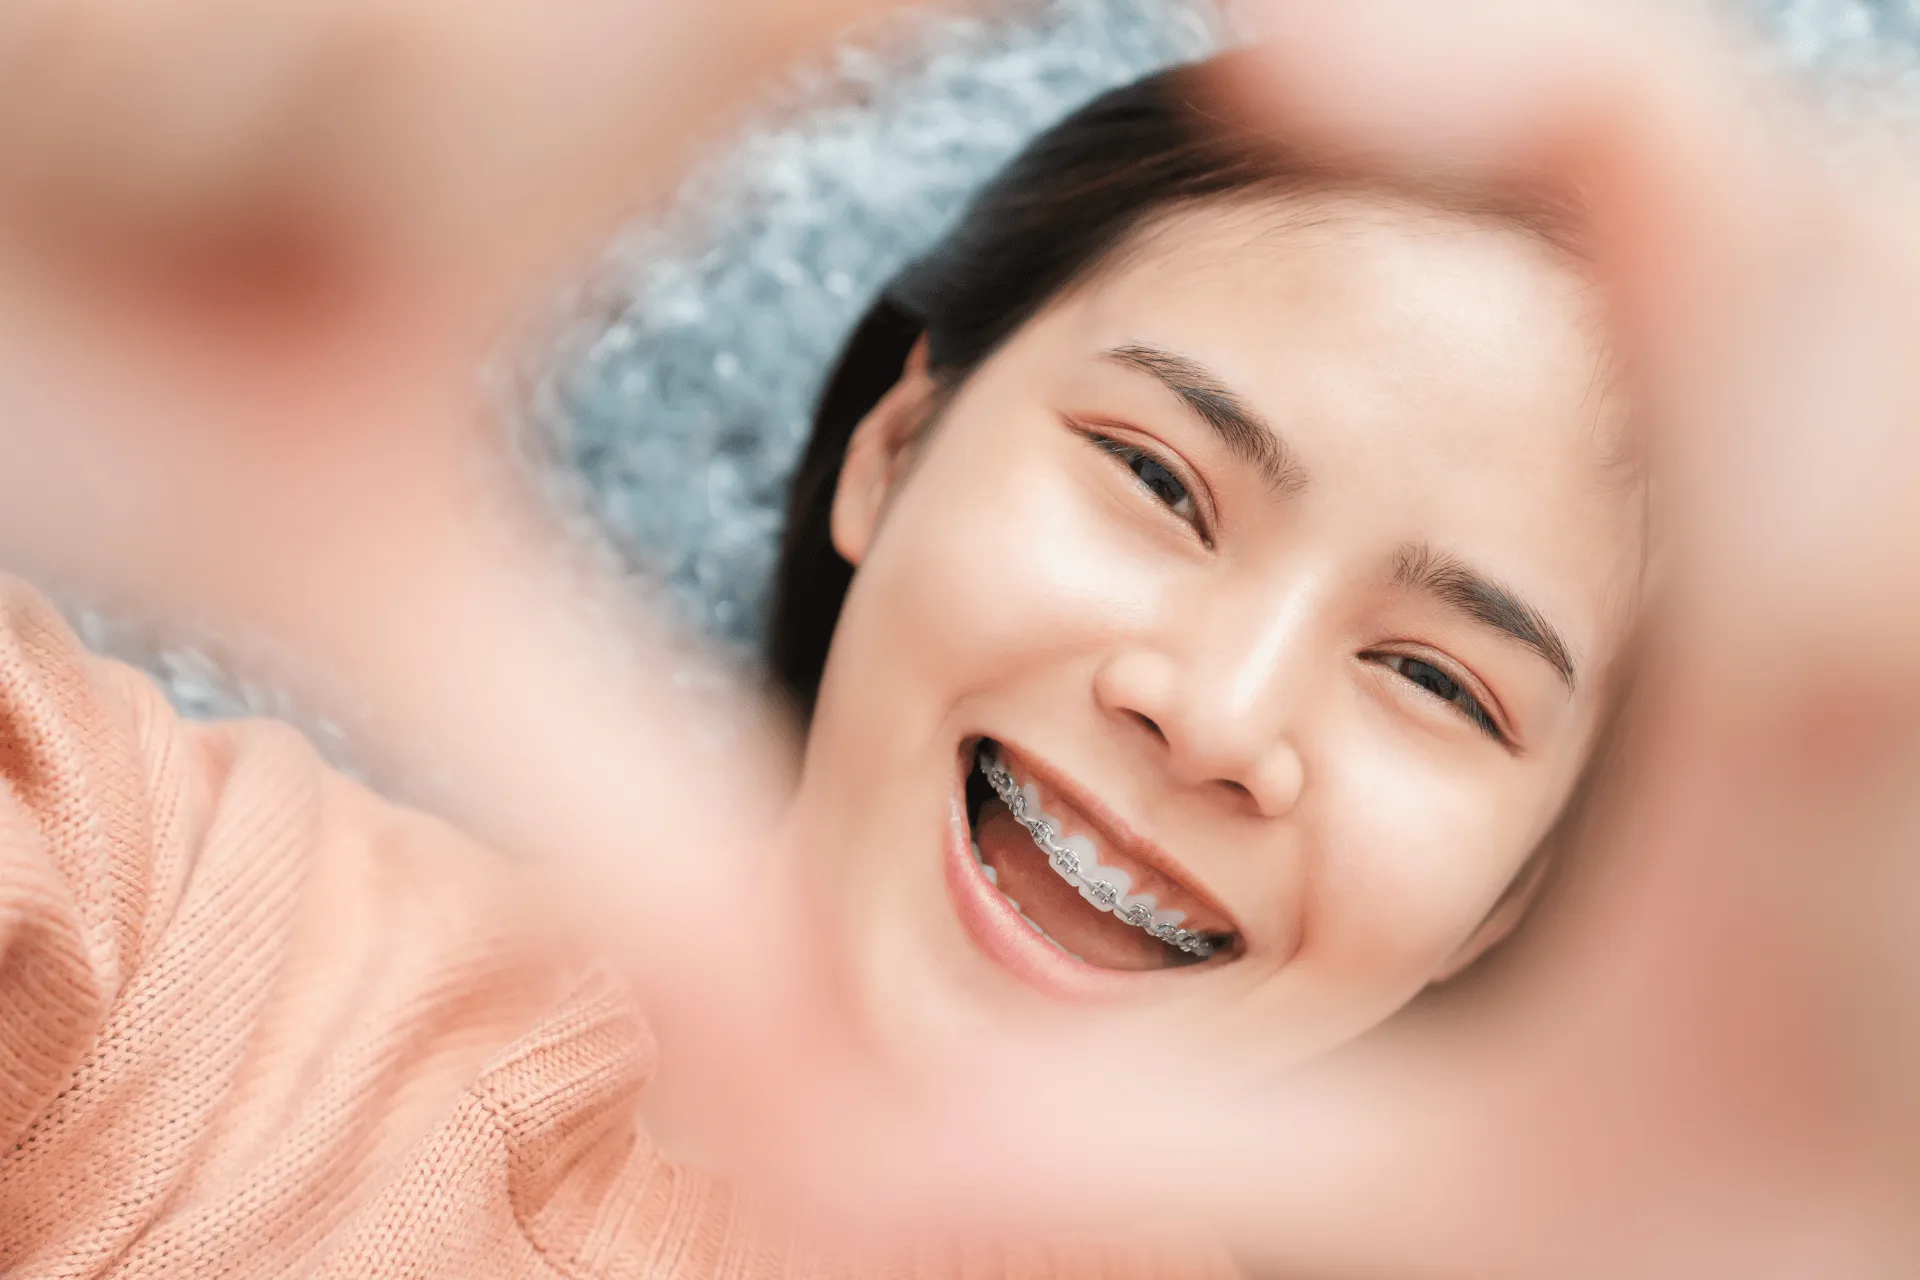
[972,840,1082,959]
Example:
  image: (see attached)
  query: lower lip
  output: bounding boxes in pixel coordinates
[942,763,1177,1003]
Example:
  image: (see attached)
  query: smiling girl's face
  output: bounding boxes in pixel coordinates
[790,194,1641,1064]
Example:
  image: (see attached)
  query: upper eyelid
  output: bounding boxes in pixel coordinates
[1429,659,1509,743]
[1101,437,1212,540]
[1068,416,1218,535]
[1369,647,1517,747]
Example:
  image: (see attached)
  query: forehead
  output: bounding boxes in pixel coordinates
[1022,194,1639,647]
[1082,195,1613,454]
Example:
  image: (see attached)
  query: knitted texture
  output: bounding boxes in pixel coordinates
[0,575,1236,1277]
[0,575,666,1276]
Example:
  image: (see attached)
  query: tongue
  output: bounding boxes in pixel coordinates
[974,800,1182,971]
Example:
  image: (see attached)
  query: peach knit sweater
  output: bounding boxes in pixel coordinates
[0,577,1228,1279]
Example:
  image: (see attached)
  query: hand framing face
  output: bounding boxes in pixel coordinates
[0,2,1916,1274]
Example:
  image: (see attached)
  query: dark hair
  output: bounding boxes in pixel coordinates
[766,52,1578,714]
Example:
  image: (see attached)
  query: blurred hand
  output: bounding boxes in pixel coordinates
[1173,2,1920,1273]
[0,0,908,925]
[0,0,901,283]
[0,0,908,642]
[0,1,904,1220]
[2,1,1919,1276]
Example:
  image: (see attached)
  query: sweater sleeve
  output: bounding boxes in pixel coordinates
[0,577,666,1278]
[0,578,181,1162]
[0,577,1235,1280]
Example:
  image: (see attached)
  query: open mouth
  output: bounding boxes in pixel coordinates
[954,738,1240,976]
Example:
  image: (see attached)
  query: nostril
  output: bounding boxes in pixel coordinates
[1130,711,1167,744]
[1218,779,1252,800]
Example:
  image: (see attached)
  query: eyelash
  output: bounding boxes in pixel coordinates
[1367,652,1508,744]
[1084,431,1208,540]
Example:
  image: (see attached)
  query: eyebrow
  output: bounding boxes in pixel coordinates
[1393,542,1578,689]
[1101,344,1306,493]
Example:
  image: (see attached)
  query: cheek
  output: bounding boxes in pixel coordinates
[849,416,1171,692]
[1301,715,1546,976]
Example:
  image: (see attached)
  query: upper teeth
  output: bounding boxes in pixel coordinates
[978,749,1219,959]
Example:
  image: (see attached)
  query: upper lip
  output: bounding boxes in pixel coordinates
[987,738,1244,944]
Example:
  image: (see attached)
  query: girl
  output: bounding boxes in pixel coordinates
[753,58,1637,1078]
[0,39,1645,1280]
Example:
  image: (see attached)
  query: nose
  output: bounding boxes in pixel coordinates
[1092,587,1313,818]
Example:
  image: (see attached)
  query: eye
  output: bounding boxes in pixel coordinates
[1373,653,1506,743]
[1087,433,1200,525]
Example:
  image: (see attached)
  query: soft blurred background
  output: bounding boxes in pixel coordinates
[75,0,1920,729]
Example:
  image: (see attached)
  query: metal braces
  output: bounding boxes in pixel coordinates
[977,751,1221,959]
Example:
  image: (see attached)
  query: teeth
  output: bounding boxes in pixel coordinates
[1059,833,1097,879]
[977,747,1222,960]
[1078,863,1131,913]
[970,840,1000,884]
[971,821,1082,959]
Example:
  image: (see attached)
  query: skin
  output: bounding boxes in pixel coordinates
[10,1,1919,1264]
[798,194,1643,1067]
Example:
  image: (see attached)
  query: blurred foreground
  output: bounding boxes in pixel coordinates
[0,1,1916,1275]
